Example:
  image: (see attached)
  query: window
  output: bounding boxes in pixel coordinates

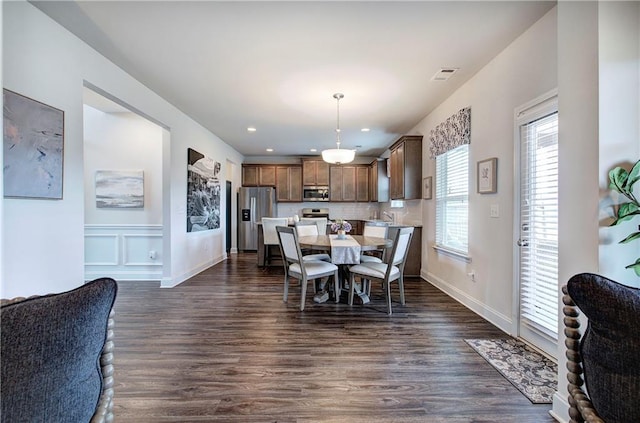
[435,144,469,255]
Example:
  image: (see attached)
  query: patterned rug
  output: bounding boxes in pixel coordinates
[464,338,557,404]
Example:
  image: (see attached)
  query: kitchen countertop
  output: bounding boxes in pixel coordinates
[361,219,423,228]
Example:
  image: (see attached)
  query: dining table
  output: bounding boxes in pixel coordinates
[298,234,392,303]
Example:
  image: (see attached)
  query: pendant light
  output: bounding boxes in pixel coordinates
[322,93,355,165]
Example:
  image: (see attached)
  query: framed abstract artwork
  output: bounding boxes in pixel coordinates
[3,89,64,199]
[477,157,498,194]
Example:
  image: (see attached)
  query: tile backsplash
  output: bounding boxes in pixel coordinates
[277,200,422,226]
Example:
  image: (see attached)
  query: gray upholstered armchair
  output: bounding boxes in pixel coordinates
[1,277,117,423]
[563,273,640,423]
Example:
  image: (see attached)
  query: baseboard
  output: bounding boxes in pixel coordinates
[85,270,163,282]
[161,254,226,288]
[422,270,513,334]
[550,392,569,422]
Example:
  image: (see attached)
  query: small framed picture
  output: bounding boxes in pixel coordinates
[477,158,497,194]
[423,176,432,200]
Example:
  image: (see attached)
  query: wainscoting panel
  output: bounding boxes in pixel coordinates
[85,224,163,281]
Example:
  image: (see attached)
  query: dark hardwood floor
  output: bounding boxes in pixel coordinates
[113,253,556,422]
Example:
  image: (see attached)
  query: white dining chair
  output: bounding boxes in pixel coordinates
[348,226,414,315]
[276,226,339,311]
[294,222,331,262]
[300,217,328,235]
[261,217,288,266]
[360,221,389,263]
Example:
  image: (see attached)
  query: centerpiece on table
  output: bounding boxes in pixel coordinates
[331,219,352,240]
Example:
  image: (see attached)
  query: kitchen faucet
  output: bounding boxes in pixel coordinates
[382,211,395,223]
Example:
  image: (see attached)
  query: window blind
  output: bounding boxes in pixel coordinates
[435,144,469,254]
[519,112,559,338]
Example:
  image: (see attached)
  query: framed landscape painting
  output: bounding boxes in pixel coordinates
[3,89,64,199]
[95,170,144,208]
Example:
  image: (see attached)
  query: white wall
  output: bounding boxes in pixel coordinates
[415,8,558,331]
[2,2,244,297]
[598,1,640,286]
[551,2,640,422]
[84,105,163,225]
[553,3,600,421]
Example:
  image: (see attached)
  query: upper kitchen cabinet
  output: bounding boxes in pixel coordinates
[276,165,302,202]
[242,164,277,187]
[330,165,369,202]
[389,135,423,200]
[369,159,389,203]
[302,159,330,186]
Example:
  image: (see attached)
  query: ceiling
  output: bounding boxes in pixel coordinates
[32,1,556,159]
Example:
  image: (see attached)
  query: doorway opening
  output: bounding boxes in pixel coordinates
[82,83,171,283]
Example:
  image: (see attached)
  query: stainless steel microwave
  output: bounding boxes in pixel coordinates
[303,186,329,202]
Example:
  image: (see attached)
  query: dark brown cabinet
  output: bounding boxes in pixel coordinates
[329,165,369,202]
[389,135,423,200]
[242,164,276,187]
[275,165,302,202]
[369,159,389,202]
[302,159,330,186]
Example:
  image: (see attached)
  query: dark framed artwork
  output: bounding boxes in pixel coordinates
[423,176,432,200]
[477,157,498,194]
[187,148,221,232]
[3,89,64,199]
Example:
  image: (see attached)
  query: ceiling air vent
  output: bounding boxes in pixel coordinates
[431,68,459,82]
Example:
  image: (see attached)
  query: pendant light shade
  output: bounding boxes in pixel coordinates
[322,93,355,165]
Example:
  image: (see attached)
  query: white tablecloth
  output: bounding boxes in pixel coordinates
[329,235,361,265]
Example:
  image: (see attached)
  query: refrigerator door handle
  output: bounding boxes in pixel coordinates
[250,197,256,230]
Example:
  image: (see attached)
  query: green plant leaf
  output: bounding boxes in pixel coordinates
[625,258,640,277]
[624,160,640,192]
[609,166,629,194]
[620,231,640,243]
[614,202,640,223]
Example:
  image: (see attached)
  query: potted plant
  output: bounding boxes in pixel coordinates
[609,159,640,276]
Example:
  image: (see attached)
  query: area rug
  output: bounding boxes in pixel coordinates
[464,338,557,404]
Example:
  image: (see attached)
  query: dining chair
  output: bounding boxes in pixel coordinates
[300,217,328,235]
[294,222,331,262]
[348,226,414,315]
[276,226,339,311]
[360,221,389,263]
[261,217,288,266]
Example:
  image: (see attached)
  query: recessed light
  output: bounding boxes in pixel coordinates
[266,148,273,152]
[247,127,257,132]
[310,148,317,152]
[361,128,370,132]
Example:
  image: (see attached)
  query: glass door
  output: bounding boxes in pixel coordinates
[516,95,559,358]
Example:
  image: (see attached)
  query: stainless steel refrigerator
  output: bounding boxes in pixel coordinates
[238,187,277,251]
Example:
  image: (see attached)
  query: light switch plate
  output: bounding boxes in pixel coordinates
[490,204,499,218]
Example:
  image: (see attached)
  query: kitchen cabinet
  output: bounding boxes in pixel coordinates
[276,165,302,202]
[242,164,276,187]
[388,226,422,277]
[369,159,389,202]
[329,165,369,202]
[302,159,330,186]
[389,135,423,200]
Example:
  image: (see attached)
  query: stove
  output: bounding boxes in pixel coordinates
[301,207,330,219]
